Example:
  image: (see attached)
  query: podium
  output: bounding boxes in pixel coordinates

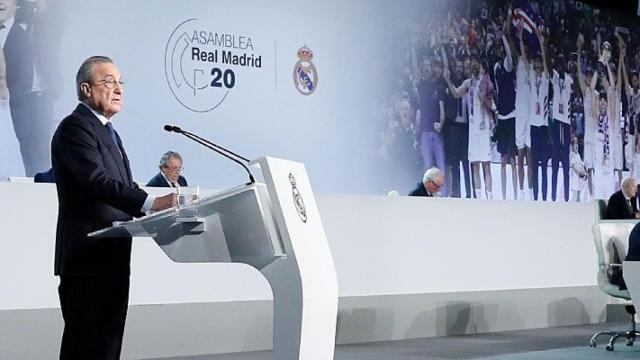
[90,156,339,359]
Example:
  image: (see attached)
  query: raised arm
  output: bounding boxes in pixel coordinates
[606,62,617,123]
[590,65,599,92]
[411,46,421,84]
[576,34,587,94]
[618,33,631,93]
[502,12,515,71]
[514,18,524,59]
[443,67,468,98]
[441,46,450,74]
[617,45,623,94]
[591,70,600,121]
[537,29,549,78]
[606,59,616,94]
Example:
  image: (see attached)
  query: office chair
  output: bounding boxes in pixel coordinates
[590,223,640,351]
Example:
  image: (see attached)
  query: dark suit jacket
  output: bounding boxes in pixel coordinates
[34,168,55,183]
[4,20,35,105]
[408,182,433,197]
[627,222,640,262]
[605,190,638,220]
[51,104,147,276]
[146,172,187,187]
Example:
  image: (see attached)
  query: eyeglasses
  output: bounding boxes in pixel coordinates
[165,166,183,172]
[429,179,444,189]
[93,78,125,89]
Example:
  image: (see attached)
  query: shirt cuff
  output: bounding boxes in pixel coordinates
[142,195,155,214]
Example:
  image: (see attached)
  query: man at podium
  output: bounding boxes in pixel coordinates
[51,56,176,359]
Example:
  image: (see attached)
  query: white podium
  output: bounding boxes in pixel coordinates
[90,156,338,359]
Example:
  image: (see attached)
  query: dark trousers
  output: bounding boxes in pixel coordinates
[531,125,550,201]
[10,92,54,176]
[446,121,471,198]
[58,274,130,360]
[551,120,571,202]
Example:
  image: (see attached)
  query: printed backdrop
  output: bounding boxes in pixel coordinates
[1,0,639,201]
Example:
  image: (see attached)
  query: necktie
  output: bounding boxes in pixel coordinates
[628,199,633,214]
[105,122,123,158]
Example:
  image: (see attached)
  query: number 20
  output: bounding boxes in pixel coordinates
[211,68,235,89]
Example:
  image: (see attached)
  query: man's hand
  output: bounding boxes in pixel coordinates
[516,19,524,40]
[151,193,177,212]
[577,34,584,51]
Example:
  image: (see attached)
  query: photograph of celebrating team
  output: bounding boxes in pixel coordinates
[378,0,640,201]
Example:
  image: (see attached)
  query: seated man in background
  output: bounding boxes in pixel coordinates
[147,151,188,188]
[409,167,444,197]
[605,176,639,219]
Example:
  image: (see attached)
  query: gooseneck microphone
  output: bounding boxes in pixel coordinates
[163,125,255,184]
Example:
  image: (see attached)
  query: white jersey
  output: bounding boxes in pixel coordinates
[515,59,531,149]
[570,151,586,191]
[612,90,623,170]
[628,85,640,121]
[593,93,615,199]
[515,59,530,121]
[465,76,492,162]
[529,68,549,127]
[627,86,640,170]
[583,90,596,169]
[551,70,573,124]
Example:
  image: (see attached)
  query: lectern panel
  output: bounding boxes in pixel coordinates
[89,184,284,269]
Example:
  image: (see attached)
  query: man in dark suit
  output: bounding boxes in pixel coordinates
[3,0,62,176]
[627,222,640,262]
[147,151,188,187]
[409,167,444,197]
[605,177,639,220]
[51,56,176,359]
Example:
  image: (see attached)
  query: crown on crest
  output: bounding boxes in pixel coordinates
[297,45,314,61]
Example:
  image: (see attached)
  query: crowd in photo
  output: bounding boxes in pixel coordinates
[378,0,640,201]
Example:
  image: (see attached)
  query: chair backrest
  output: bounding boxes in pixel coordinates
[592,223,635,300]
[596,199,607,221]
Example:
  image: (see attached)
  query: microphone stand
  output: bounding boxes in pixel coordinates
[166,126,255,184]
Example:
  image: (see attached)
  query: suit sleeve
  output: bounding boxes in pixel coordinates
[56,119,147,217]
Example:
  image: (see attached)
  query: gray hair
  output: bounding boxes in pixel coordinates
[76,56,114,101]
[159,151,183,170]
[621,176,637,190]
[422,167,442,185]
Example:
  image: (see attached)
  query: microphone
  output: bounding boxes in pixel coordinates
[163,124,255,184]
[163,125,180,132]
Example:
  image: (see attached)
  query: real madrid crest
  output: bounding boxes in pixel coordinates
[289,173,307,223]
[293,45,318,96]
